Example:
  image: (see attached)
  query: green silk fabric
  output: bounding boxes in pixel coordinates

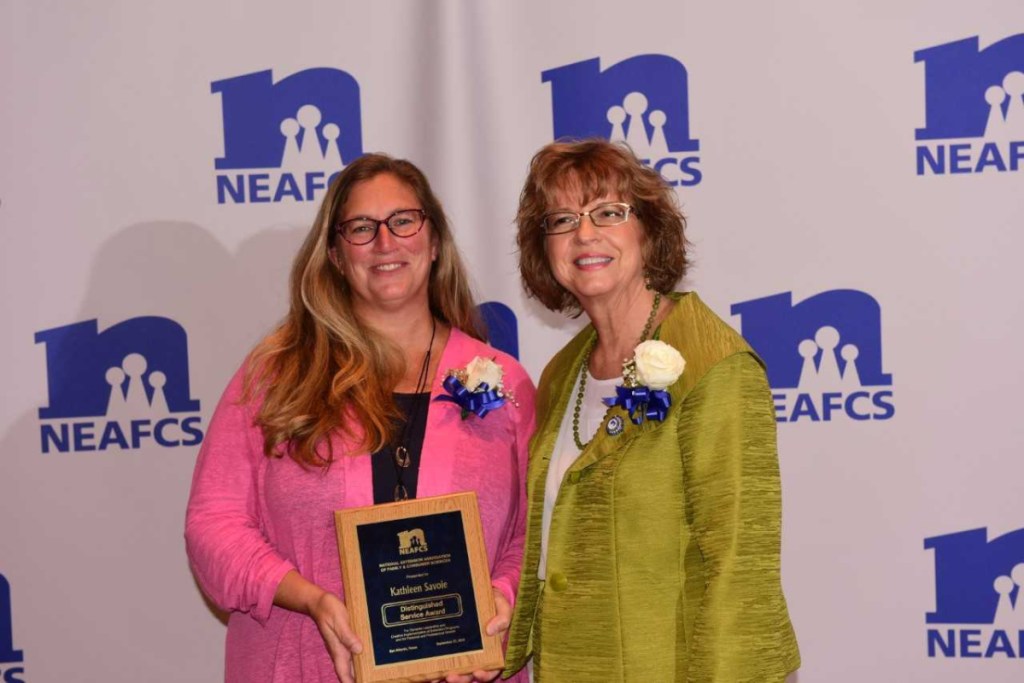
[505,292,800,682]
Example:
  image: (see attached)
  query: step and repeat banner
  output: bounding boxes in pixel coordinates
[3,1,1023,681]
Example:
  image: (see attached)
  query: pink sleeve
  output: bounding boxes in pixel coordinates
[489,360,536,610]
[184,368,295,625]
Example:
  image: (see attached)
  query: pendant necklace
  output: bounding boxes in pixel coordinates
[393,317,436,501]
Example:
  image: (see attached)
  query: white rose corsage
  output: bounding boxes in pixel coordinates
[603,340,685,425]
[435,356,518,419]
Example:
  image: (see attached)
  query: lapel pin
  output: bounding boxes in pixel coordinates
[606,415,625,436]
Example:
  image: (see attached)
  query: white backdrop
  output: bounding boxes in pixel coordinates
[3,1,1024,681]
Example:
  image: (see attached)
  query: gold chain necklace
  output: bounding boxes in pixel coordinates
[572,291,662,450]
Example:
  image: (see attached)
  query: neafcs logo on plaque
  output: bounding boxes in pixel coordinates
[543,54,702,187]
[925,526,1024,659]
[211,67,363,204]
[335,493,503,683]
[915,32,1024,176]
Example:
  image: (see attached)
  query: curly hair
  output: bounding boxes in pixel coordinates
[517,139,689,314]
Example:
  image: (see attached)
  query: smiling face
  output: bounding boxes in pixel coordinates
[330,173,438,317]
[543,189,647,310]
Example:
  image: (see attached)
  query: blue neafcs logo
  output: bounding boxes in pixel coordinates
[731,290,894,423]
[35,317,204,453]
[925,527,1024,658]
[212,67,363,204]
[544,55,702,187]
[916,33,1024,176]
[0,574,25,683]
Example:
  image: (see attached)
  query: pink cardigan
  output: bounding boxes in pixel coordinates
[185,329,535,682]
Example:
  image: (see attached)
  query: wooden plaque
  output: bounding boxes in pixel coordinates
[334,492,504,683]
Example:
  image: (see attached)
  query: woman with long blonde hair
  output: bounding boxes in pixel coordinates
[186,154,535,683]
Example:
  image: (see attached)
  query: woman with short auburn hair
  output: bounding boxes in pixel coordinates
[516,139,687,314]
[504,139,799,682]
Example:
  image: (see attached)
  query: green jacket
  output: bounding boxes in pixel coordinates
[504,292,799,682]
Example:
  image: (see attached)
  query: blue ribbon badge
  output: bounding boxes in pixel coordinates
[435,375,506,419]
[602,385,672,426]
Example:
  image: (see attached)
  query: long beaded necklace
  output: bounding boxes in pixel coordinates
[572,291,662,450]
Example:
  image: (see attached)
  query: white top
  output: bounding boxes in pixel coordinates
[538,367,620,578]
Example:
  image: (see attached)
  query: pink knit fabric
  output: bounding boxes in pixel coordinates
[186,328,535,682]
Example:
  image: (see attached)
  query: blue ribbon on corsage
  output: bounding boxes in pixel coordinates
[435,375,506,418]
[602,385,672,425]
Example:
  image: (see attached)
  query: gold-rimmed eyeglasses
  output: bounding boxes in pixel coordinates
[541,202,635,235]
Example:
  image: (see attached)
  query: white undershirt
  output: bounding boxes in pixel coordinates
[538,368,620,579]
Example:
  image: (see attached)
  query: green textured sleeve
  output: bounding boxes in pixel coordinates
[677,352,800,683]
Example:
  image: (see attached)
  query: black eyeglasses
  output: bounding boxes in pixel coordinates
[336,209,427,245]
[541,202,635,235]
